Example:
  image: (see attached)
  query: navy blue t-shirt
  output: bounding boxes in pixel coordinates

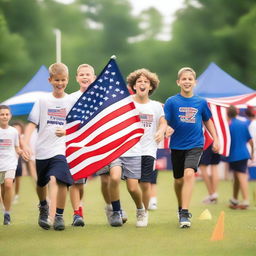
[164,93,212,150]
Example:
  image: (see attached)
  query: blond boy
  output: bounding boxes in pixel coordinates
[24,63,73,231]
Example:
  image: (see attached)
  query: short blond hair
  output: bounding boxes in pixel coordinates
[76,64,95,75]
[177,67,196,80]
[48,63,69,77]
[127,68,160,96]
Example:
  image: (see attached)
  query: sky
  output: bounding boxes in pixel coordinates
[56,0,185,40]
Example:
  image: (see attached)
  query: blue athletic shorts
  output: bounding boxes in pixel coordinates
[140,155,155,183]
[36,155,74,187]
[15,157,23,177]
[229,159,248,173]
[199,145,221,166]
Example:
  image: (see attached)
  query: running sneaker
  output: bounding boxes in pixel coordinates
[72,214,85,227]
[109,211,123,227]
[202,195,218,204]
[136,208,148,227]
[38,204,51,230]
[53,215,65,231]
[179,210,192,228]
[3,213,11,225]
[120,209,128,224]
[229,198,239,209]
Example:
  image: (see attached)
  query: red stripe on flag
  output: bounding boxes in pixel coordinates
[87,116,141,146]
[72,137,142,179]
[66,123,80,135]
[67,128,144,169]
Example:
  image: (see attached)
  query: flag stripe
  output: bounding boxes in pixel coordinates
[72,137,141,180]
[68,129,144,169]
[67,122,143,162]
[70,133,142,175]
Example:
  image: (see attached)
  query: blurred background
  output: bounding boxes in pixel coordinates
[1,0,256,104]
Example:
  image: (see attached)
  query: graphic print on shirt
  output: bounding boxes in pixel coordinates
[47,107,67,127]
[0,139,12,150]
[139,113,153,128]
[178,107,198,123]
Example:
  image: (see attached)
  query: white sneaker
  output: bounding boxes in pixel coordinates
[136,208,148,227]
[105,205,113,224]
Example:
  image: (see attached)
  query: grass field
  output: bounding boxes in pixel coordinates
[0,171,255,256]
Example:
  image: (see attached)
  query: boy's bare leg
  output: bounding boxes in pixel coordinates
[174,178,183,209]
[140,182,151,210]
[181,168,195,210]
[48,176,57,220]
[70,184,83,212]
[57,182,67,209]
[236,172,249,202]
[2,179,13,211]
[126,179,143,209]
[100,174,111,205]
[109,166,122,202]
[200,165,213,195]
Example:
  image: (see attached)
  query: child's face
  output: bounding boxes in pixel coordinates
[177,71,196,95]
[0,109,11,127]
[49,73,69,96]
[133,75,152,98]
[76,67,96,92]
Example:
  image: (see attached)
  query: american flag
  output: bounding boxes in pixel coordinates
[204,92,256,156]
[65,57,144,180]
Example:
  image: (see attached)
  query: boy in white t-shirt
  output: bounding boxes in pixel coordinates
[0,105,29,225]
[127,69,167,222]
[68,64,96,227]
[24,63,73,231]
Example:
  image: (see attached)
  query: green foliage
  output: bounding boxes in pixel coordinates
[1,0,256,104]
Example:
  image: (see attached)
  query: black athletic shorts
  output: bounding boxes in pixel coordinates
[171,148,203,179]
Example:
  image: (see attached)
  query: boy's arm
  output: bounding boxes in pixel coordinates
[248,138,254,160]
[15,146,30,161]
[203,119,219,153]
[23,122,37,158]
[155,116,168,144]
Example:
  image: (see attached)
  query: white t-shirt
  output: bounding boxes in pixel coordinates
[28,93,71,159]
[0,126,19,171]
[69,90,83,105]
[135,100,164,158]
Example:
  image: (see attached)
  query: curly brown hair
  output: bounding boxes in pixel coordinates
[127,68,160,96]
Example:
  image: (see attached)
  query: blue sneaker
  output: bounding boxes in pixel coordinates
[72,214,85,227]
[179,211,192,228]
[38,204,51,230]
[3,213,11,225]
[53,215,65,231]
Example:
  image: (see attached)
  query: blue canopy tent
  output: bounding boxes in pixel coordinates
[1,65,52,116]
[194,62,254,98]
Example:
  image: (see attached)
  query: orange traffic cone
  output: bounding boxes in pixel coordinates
[210,211,225,241]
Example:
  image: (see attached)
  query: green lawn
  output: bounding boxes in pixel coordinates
[0,171,255,256]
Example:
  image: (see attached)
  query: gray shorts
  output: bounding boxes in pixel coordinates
[110,156,141,180]
[95,166,110,176]
[74,178,87,184]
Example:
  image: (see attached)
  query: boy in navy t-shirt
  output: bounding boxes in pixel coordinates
[164,67,219,228]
